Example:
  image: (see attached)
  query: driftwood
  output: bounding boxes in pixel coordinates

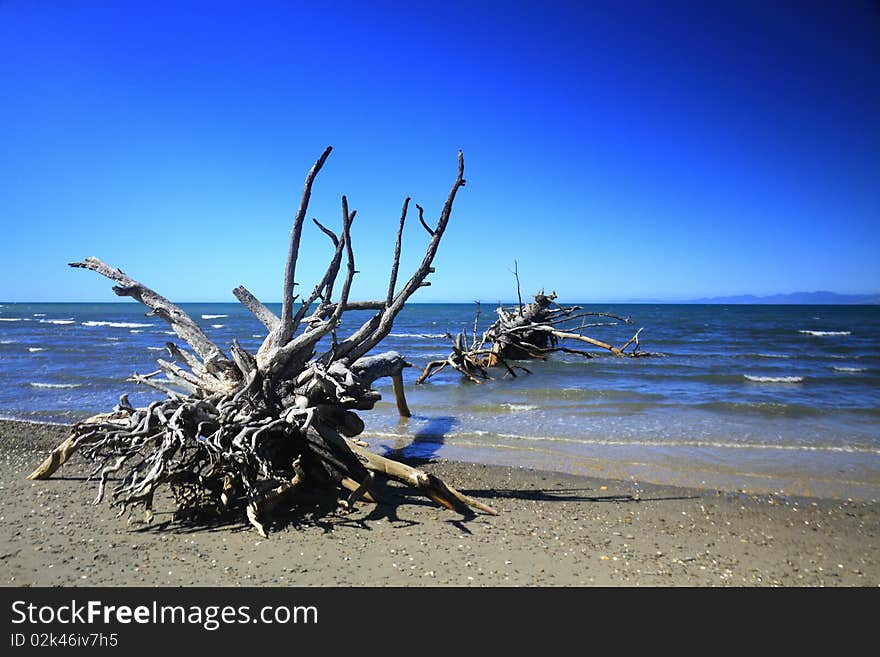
[418,290,654,384]
[28,147,496,535]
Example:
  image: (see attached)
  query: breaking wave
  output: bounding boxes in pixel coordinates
[28,347,46,353]
[82,321,153,328]
[389,333,448,339]
[29,382,81,389]
[799,330,851,337]
[744,375,804,383]
[201,314,228,319]
[833,366,867,373]
[38,319,75,325]
[502,403,538,412]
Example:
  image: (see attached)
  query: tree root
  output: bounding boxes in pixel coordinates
[418,291,658,384]
[26,148,494,535]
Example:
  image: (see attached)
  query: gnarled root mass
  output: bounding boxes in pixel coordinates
[27,147,496,536]
[418,291,656,384]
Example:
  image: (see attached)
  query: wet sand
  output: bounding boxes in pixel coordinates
[1,419,877,586]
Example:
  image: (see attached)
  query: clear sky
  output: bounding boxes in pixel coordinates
[1,0,878,303]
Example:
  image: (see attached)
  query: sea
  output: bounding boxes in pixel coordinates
[1,301,878,501]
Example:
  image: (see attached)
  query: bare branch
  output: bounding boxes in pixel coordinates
[233,285,280,332]
[343,150,466,362]
[69,257,238,385]
[386,197,410,306]
[416,203,434,236]
[290,211,355,330]
[280,146,333,343]
[267,196,356,373]
[311,217,339,246]
[510,260,523,316]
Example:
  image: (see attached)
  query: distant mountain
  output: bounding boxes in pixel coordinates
[690,291,880,305]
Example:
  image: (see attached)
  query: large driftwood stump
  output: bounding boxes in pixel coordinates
[28,148,496,535]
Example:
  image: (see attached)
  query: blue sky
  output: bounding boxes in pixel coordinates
[1,0,878,303]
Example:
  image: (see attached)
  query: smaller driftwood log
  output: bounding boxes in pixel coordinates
[28,147,496,536]
[418,289,654,384]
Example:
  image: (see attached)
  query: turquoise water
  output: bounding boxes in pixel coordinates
[1,301,878,499]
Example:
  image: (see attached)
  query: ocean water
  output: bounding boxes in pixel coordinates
[1,301,878,500]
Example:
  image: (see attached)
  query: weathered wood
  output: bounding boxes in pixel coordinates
[346,439,497,516]
[69,258,239,387]
[27,411,130,480]
[279,146,333,344]
[341,151,466,363]
[350,351,410,386]
[233,285,280,331]
[29,148,492,536]
[387,198,410,306]
[390,371,412,418]
[291,215,352,329]
[418,289,655,384]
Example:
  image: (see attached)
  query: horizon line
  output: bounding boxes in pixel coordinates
[3,297,879,306]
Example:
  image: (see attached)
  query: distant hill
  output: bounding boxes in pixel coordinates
[690,291,880,305]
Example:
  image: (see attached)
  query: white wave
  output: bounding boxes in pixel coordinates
[104,337,120,341]
[38,319,75,325]
[362,430,880,456]
[363,430,490,441]
[799,330,851,337]
[832,366,867,373]
[252,334,264,339]
[502,403,538,412]
[755,353,791,359]
[28,347,46,353]
[29,382,81,389]
[81,321,153,328]
[163,331,176,335]
[0,415,70,427]
[0,317,27,322]
[481,434,880,456]
[130,329,142,333]
[744,375,804,383]
[33,313,46,317]
[147,346,165,351]
[389,333,447,339]
[361,431,409,440]
[201,314,228,319]
[0,340,15,344]
[211,324,224,329]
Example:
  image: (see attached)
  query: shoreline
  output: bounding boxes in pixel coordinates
[1,419,878,586]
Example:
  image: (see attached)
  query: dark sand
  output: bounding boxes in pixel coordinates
[1,420,877,586]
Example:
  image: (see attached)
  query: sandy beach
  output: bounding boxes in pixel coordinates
[1,419,877,587]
